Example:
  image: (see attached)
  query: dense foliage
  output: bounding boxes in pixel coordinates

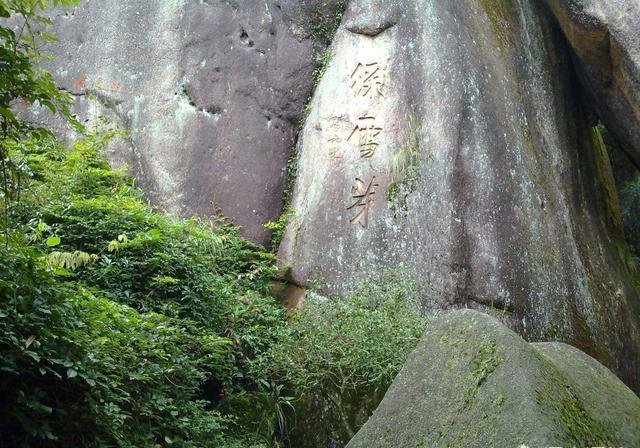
[0,135,427,447]
[0,239,232,447]
[1,0,82,225]
[0,135,279,447]
[0,0,80,135]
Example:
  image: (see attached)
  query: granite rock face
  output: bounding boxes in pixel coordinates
[346,310,640,448]
[544,0,640,164]
[41,0,342,243]
[279,0,640,391]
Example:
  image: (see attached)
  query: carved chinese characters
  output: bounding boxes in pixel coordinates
[344,60,387,229]
[348,116,383,159]
[348,176,379,228]
[350,62,385,99]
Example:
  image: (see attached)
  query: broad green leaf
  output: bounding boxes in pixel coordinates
[45,236,61,246]
[25,335,36,348]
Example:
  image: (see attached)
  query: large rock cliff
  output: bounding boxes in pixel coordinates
[544,0,640,164]
[41,0,343,243]
[279,0,640,390]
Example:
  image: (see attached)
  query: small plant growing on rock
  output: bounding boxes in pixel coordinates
[387,115,426,216]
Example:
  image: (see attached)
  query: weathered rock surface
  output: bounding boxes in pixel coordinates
[544,0,640,165]
[40,0,342,243]
[346,310,640,448]
[279,0,640,390]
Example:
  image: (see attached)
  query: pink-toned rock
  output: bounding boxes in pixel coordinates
[40,0,344,244]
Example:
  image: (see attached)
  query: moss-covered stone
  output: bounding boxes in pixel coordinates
[346,310,640,448]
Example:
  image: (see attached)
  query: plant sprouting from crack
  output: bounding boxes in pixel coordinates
[387,115,425,216]
[310,0,347,45]
[312,48,332,87]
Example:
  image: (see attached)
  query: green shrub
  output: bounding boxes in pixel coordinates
[12,135,279,326]
[253,274,428,447]
[263,206,294,251]
[2,136,286,445]
[0,237,234,447]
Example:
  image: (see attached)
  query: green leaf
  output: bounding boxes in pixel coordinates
[0,107,17,124]
[147,228,162,239]
[66,368,77,378]
[25,335,36,348]
[43,100,56,113]
[46,236,61,247]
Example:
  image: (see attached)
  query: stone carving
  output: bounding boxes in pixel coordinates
[343,58,386,229]
[347,176,379,228]
[280,0,640,392]
[350,61,385,98]
[348,116,383,158]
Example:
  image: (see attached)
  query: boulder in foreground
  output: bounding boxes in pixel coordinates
[347,309,640,448]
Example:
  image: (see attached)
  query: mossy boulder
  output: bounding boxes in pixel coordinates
[346,310,640,448]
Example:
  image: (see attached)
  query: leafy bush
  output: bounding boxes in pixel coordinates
[1,0,84,229]
[253,275,428,447]
[12,135,279,326]
[263,206,294,251]
[0,0,82,141]
[2,136,285,446]
[0,237,234,447]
